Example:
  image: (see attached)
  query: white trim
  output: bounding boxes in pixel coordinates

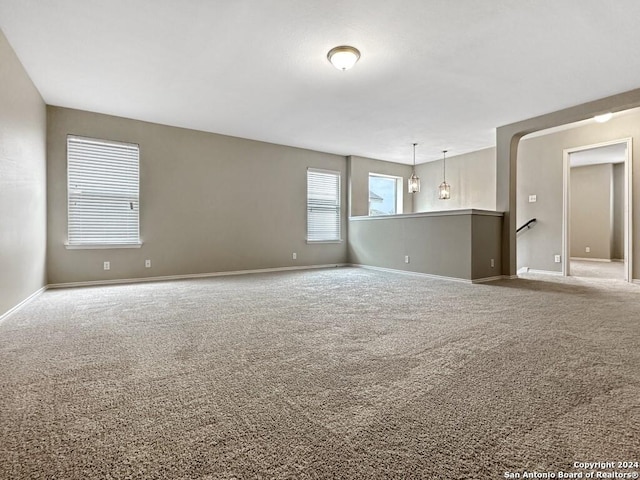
[307,167,340,175]
[351,264,473,283]
[349,209,503,221]
[306,239,343,244]
[523,269,563,276]
[563,137,633,281]
[0,286,47,324]
[633,279,640,285]
[47,264,349,289]
[570,257,616,263]
[350,264,505,283]
[65,243,143,250]
[471,275,505,283]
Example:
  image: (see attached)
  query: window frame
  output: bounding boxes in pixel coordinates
[306,168,342,243]
[368,173,403,216]
[66,135,142,249]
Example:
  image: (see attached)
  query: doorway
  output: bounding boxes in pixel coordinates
[563,139,633,281]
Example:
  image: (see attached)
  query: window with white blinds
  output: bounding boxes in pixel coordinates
[307,168,341,242]
[67,135,140,247]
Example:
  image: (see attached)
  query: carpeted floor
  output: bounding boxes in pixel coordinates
[1,267,639,479]
[570,259,625,280]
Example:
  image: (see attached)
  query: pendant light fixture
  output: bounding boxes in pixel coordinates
[408,143,420,193]
[438,150,451,200]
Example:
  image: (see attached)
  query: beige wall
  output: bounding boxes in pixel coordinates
[613,163,624,260]
[348,155,413,217]
[414,147,496,212]
[0,29,47,317]
[517,110,640,274]
[497,88,640,277]
[570,164,613,259]
[47,107,347,284]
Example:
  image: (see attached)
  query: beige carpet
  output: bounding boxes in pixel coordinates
[1,267,639,479]
[570,259,625,280]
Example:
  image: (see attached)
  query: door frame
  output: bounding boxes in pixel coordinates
[562,137,633,281]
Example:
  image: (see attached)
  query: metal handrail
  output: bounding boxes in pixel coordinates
[516,218,537,233]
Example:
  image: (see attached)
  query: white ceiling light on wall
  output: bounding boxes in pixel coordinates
[327,46,361,70]
[594,112,613,123]
[408,143,420,194]
[438,150,451,200]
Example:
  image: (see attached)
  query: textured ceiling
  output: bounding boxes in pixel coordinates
[1,0,640,164]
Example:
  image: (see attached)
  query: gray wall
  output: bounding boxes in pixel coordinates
[613,163,624,260]
[414,147,497,212]
[517,109,640,274]
[0,29,47,317]
[570,164,613,259]
[348,155,413,217]
[348,211,502,281]
[47,107,347,284]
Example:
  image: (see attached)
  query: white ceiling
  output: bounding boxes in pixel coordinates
[1,0,640,164]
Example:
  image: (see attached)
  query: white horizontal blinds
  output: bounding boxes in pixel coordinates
[307,168,341,241]
[67,135,140,245]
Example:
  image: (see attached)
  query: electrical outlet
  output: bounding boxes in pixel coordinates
[528,194,537,203]
[554,255,561,263]
[103,261,110,270]
[292,252,297,260]
[145,259,151,268]
[404,255,410,264]
[490,259,495,268]
[585,246,590,253]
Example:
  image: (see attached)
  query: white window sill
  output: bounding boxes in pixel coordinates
[65,243,143,250]
[306,239,343,244]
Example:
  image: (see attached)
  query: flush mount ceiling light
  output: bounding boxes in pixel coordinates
[594,112,613,123]
[408,143,420,194]
[327,45,361,71]
[438,150,451,200]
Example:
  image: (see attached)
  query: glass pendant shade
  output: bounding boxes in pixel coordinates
[408,173,420,193]
[438,181,450,200]
[439,149,450,200]
[408,142,420,193]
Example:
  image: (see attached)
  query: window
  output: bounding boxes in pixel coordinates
[369,174,403,216]
[307,168,341,242]
[67,135,140,248]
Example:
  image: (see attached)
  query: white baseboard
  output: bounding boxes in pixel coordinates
[633,279,640,285]
[0,286,47,324]
[47,264,349,289]
[350,264,507,283]
[518,267,563,276]
[472,275,505,284]
[570,257,619,263]
[351,264,473,283]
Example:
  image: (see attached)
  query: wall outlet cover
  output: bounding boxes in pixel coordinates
[404,255,410,264]
[554,255,561,263]
[528,194,537,203]
[103,261,110,270]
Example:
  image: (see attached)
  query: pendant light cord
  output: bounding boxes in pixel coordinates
[413,143,417,169]
[442,150,448,181]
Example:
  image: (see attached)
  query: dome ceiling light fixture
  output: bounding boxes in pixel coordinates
[327,45,361,71]
[594,112,613,123]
